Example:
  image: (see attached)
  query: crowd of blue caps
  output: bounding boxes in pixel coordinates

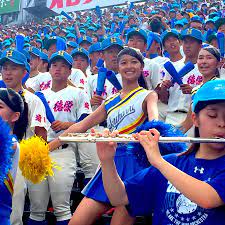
[0,0,225,67]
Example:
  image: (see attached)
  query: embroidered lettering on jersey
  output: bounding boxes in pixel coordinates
[143,70,150,77]
[35,114,42,123]
[187,75,203,85]
[107,105,135,130]
[40,80,51,90]
[53,100,74,112]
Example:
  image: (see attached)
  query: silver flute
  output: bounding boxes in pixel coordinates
[58,133,225,144]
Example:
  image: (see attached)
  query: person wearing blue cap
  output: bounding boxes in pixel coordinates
[160,28,203,127]
[86,37,124,108]
[96,79,225,225]
[0,49,48,225]
[25,47,41,88]
[78,36,93,51]
[88,42,103,76]
[71,47,90,77]
[27,50,92,225]
[38,52,49,73]
[126,28,163,92]
[66,41,78,54]
[189,16,204,33]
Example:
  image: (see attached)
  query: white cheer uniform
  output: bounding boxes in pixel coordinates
[11,90,48,225]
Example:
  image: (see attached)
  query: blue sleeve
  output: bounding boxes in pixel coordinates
[207,170,225,203]
[77,113,89,122]
[124,153,178,217]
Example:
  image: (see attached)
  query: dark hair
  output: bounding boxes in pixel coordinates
[202,46,221,62]
[180,100,225,156]
[150,18,162,33]
[0,88,28,141]
[117,47,144,66]
[117,47,147,89]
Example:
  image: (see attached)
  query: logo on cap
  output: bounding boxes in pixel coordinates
[58,50,65,56]
[77,48,83,52]
[83,36,87,41]
[135,28,140,32]
[110,37,117,43]
[187,29,192,35]
[6,50,13,57]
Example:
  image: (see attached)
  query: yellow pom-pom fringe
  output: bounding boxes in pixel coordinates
[19,136,60,184]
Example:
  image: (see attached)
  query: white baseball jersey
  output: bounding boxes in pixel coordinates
[68,68,87,89]
[143,58,163,90]
[25,72,52,92]
[86,73,123,101]
[23,90,48,138]
[164,62,203,112]
[41,86,92,141]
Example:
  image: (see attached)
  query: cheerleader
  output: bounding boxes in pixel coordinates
[49,47,158,225]
[97,79,225,225]
[0,88,28,225]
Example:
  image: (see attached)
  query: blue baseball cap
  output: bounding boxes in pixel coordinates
[49,50,73,67]
[26,46,40,57]
[101,37,124,50]
[67,41,78,49]
[77,35,93,45]
[190,16,204,24]
[126,28,148,43]
[71,47,89,60]
[0,48,30,72]
[181,28,203,42]
[192,80,225,113]
[89,42,102,54]
[44,36,57,50]
[161,29,180,45]
[66,33,77,39]
[39,52,49,62]
[215,18,225,30]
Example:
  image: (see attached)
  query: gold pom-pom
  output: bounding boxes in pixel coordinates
[19,136,59,184]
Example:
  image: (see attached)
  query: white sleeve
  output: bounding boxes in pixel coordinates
[75,89,93,120]
[28,95,48,130]
[26,77,40,92]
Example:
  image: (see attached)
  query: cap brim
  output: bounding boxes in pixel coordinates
[127,31,147,42]
[49,55,72,66]
[102,44,124,51]
[162,32,179,43]
[0,57,25,67]
[181,34,202,41]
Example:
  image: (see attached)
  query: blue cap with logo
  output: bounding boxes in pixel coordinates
[66,33,77,39]
[161,29,180,44]
[67,41,79,49]
[126,28,148,43]
[49,50,73,67]
[89,42,102,54]
[77,35,93,45]
[0,48,30,72]
[181,28,203,42]
[26,46,40,57]
[71,47,89,60]
[101,37,124,50]
[192,80,225,113]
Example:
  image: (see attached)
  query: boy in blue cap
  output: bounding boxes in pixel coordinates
[78,36,93,51]
[0,48,48,225]
[160,28,203,127]
[87,37,123,108]
[27,50,92,225]
[88,42,103,76]
[71,47,90,77]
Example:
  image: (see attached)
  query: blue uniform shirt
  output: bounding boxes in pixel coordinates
[124,152,225,225]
